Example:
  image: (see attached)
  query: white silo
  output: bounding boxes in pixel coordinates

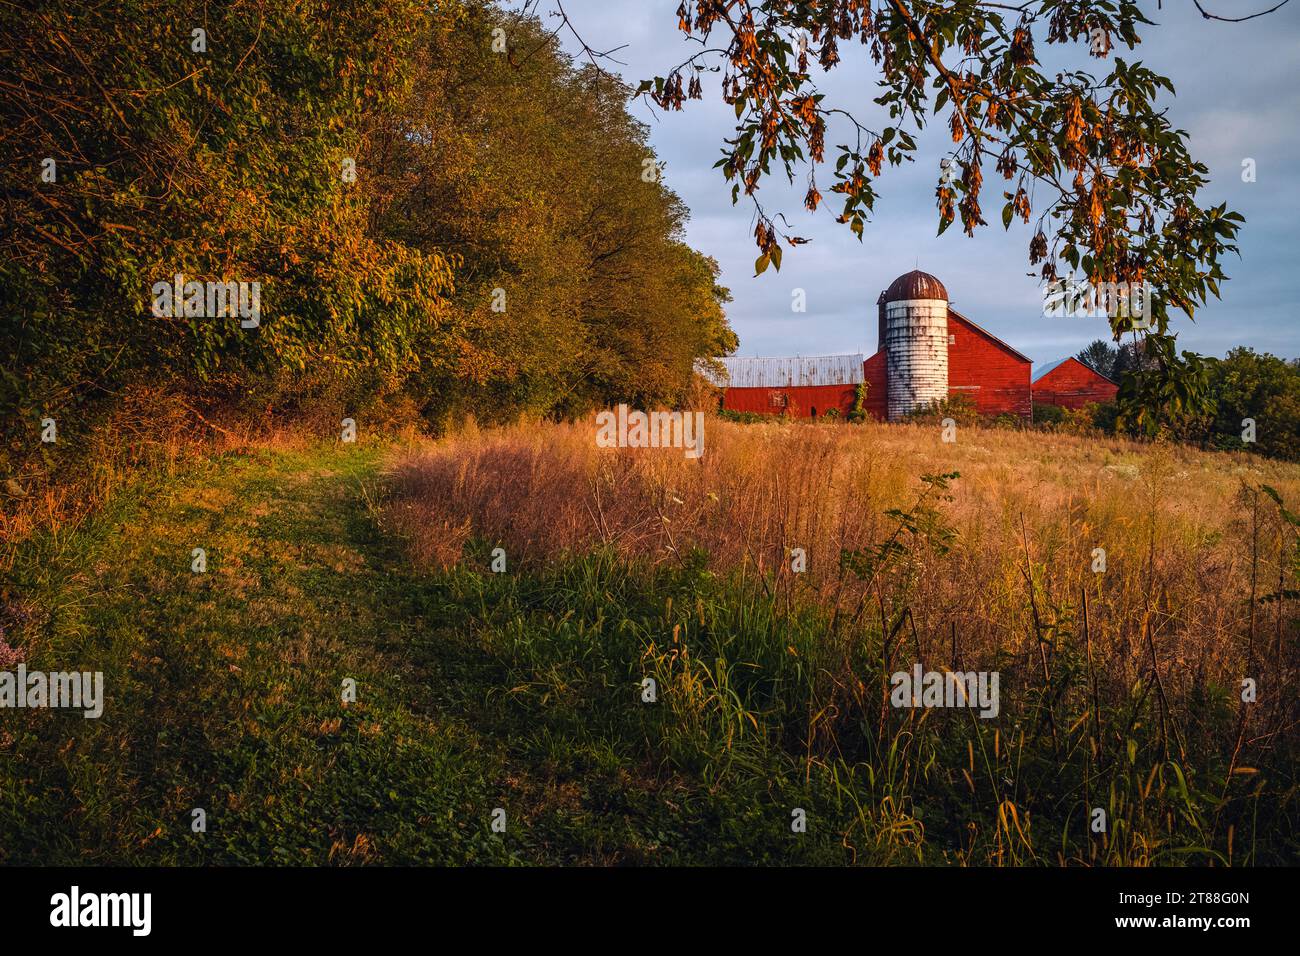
[882,270,949,421]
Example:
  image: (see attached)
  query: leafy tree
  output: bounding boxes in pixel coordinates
[345,2,736,422]
[1076,339,1118,379]
[1205,348,1300,460]
[1,0,736,480]
[1,0,459,471]
[1111,338,1154,381]
[1114,333,1212,438]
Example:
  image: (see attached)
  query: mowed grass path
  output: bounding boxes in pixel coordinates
[2,443,717,865]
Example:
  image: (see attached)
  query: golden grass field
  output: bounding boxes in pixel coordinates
[390,416,1300,691]
[382,416,1299,863]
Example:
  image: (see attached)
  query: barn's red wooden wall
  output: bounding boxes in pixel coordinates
[862,350,888,420]
[946,313,1033,419]
[1033,358,1118,409]
[721,382,858,418]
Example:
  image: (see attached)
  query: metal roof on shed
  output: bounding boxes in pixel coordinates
[1033,357,1069,381]
[701,354,865,389]
[1033,355,1118,385]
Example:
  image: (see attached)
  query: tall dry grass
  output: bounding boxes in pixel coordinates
[389,416,1298,686]
[386,416,1300,862]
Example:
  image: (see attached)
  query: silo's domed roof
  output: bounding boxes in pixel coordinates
[884,270,948,302]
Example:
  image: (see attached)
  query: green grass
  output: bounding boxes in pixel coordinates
[2,444,520,864]
[0,442,824,864]
[1,442,1295,864]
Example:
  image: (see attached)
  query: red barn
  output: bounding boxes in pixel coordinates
[712,270,1033,421]
[708,354,864,420]
[1032,357,1119,409]
[945,307,1033,419]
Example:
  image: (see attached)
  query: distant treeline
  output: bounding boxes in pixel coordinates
[1075,340,1300,461]
[0,0,736,477]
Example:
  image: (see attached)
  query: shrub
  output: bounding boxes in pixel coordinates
[846,381,869,423]
[1034,402,1067,425]
[716,408,770,425]
[1090,400,1120,433]
[903,393,980,426]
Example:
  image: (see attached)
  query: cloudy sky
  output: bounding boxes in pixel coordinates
[522,0,1300,370]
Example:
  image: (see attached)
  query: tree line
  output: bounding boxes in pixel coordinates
[1076,339,1300,461]
[0,0,736,480]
